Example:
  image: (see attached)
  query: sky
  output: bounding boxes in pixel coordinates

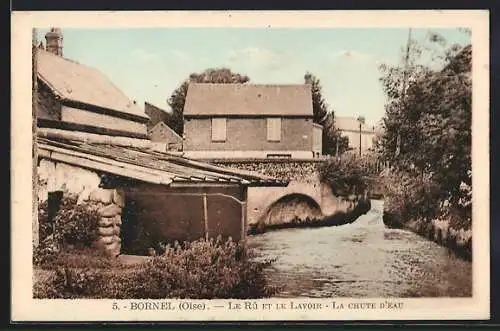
[36,27,470,126]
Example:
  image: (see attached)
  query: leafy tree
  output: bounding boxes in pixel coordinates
[377,29,471,222]
[304,72,328,124]
[304,72,348,156]
[166,68,250,135]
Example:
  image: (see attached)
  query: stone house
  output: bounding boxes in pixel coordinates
[335,117,382,155]
[144,101,183,152]
[36,28,149,138]
[182,83,323,159]
[37,128,286,256]
[148,122,183,152]
[144,101,170,131]
[34,29,288,256]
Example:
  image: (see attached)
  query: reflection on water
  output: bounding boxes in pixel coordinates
[247,200,472,298]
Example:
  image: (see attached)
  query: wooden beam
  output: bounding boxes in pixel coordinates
[39,149,173,186]
[60,99,150,124]
[37,118,149,140]
[39,143,177,184]
[37,127,155,149]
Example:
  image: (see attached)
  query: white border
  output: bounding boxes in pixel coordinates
[11,10,490,322]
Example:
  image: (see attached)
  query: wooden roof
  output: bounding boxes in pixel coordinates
[37,128,286,187]
[37,49,148,120]
[184,83,313,117]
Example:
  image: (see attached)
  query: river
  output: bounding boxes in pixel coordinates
[247,200,472,298]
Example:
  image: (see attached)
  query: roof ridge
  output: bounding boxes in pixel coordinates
[38,48,93,69]
[145,100,169,112]
[38,49,147,118]
[189,83,309,87]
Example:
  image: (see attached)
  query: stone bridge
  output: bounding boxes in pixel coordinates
[212,159,384,228]
[246,179,356,226]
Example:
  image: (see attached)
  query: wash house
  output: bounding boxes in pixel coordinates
[37,128,286,256]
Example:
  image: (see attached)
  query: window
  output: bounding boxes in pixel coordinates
[211,118,227,142]
[267,118,282,142]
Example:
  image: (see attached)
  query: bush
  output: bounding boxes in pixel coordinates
[318,157,369,196]
[34,196,100,267]
[34,237,277,299]
[52,196,100,248]
[382,168,471,232]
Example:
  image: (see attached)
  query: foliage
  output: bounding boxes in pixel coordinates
[376,29,472,228]
[304,72,349,156]
[33,196,100,267]
[318,157,370,196]
[166,68,250,135]
[34,237,277,299]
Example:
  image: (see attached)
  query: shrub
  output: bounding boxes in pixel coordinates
[382,168,471,232]
[34,196,100,267]
[52,196,100,248]
[318,157,369,196]
[33,237,277,299]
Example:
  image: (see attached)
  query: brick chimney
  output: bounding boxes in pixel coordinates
[45,28,63,56]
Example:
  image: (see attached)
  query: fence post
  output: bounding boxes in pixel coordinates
[240,201,247,243]
[203,193,208,241]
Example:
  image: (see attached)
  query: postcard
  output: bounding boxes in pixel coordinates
[11,10,490,322]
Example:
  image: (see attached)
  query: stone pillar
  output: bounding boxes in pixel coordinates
[89,188,124,257]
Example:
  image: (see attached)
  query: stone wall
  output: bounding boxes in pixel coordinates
[212,160,323,183]
[92,189,124,257]
[37,158,125,257]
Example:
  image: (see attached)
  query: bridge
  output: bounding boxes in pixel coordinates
[211,159,386,229]
[247,179,358,226]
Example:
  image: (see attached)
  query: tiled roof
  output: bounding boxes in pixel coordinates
[37,131,286,187]
[37,50,148,119]
[184,83,313,117]
[335,116,378,133]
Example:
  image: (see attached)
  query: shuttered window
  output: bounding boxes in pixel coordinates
[211,118,227,142]
[267,118,282,142]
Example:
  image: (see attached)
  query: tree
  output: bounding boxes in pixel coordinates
[377,29,471,220]
[166,68,250,135]
[377,29,465,167]
[304,72,328,124]
[304,72,348,156]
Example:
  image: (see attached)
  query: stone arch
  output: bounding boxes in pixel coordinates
[260,193,323,227]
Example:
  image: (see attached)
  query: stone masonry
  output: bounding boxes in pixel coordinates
[90,188,124,257]
[38,158,125,257]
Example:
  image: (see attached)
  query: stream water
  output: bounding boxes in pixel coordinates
[247,200,472,298]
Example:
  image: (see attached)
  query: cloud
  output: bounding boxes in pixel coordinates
[129,48,158,62]
[328,49,373,63]
[227,47,290,71]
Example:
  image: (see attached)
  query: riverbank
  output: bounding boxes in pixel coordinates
[247,199,472,298]
[383,210,472,261]
[248,199,371,235]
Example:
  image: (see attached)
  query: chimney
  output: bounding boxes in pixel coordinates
[45,28,63,56]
